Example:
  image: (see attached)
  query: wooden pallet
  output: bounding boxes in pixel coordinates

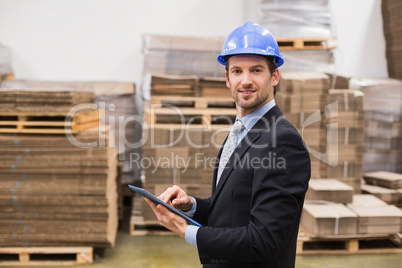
[0,110,102,134]
[150,96,235,109]
[0,247,93,266]
[130,216,174,236]
[297,232,402,255]
[144,105,236,127]
[277,37,337,51]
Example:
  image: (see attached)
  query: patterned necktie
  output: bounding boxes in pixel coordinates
[216,120,245,185]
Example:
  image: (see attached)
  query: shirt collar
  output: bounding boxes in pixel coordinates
[237,99,276,131]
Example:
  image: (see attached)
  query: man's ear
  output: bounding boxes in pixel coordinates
[271,69,280,86]
[225,72,230,88]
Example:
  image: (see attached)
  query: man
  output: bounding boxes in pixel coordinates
[145,22,311,268]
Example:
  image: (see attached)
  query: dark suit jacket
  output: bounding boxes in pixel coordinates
[192,105,311,268]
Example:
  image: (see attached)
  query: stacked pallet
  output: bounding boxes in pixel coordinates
[361,171,402,205]
[0,127,118,247]
[301,193,402,237]
[382,0,402,79]
[0,89,119,247]
[350,78,402,173]
[143,73,231,101]
[258,0,336,73]
[135,95,234,226]
[276,71,330,179]
[0,80,138,201]
[299,193,402,255]
[0,89,100,134]
[323,89,364,192]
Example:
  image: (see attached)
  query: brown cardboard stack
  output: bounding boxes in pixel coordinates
[382,0,402,79]
[199,77,230,98]
[139,125,227,221]
[0,80,138,190]
[361,184,400,205]
[323,90,364,192]
[349,205,402,235]
[0,127,118,247]
[347,194,402,235]
[301,203,358,236]
[0,89,95,112]
[364,171,402,189]
[306,179,354,204]
[361,171,402,205]
[276,72,330,178]
[136,33,241,225]
[0,88,120,247]
[350,78,402,173]
[148,73,198,96]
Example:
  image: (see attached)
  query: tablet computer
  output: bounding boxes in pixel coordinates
[128,185,202,227]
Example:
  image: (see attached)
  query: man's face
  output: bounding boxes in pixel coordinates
[225,55,279,117]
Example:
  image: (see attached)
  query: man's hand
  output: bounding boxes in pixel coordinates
[158,185,193,211]
[144,198,188,238]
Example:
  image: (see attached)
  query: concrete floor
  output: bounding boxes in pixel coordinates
[15,205,402,268]
[18,231,401,268]
[95,233,402,268]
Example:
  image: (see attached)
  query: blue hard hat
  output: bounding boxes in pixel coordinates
[217,22,284,67]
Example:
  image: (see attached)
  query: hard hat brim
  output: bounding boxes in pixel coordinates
[217,51,284,68]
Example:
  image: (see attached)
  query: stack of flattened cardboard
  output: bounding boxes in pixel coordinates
[347,194,402,235]
[199,77,230,98]
[361,171,402,205]
[350,78,402,173]
[382,0,402,79]
[139,125,227,221]
[0,80,138,198]
[306,179,354,204]
[361,184,400,205]
[323,90,364,192]
[301,203,358,236]
[0,89,95,112]
[364,171,402,189]
[276,72,331,179]
[148,73,198,96]
[0,127,118,247]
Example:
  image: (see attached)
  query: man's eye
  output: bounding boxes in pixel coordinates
[233,70,241,74]
[253,69,262,72]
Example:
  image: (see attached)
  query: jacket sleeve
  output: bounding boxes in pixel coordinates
[196,127,311,264]
[192,197,211,227]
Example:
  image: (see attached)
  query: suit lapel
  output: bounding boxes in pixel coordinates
[209,105,283,209]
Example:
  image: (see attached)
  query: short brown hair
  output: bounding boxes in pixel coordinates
[225,55,277,75]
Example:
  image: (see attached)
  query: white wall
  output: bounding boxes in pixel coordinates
[0,0,245,85]
[0,0,388,88]
[330,0,387,78]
